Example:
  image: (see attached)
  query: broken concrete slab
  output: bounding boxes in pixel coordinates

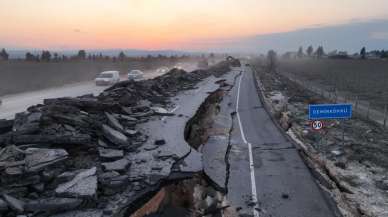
[25,148,68,172]
[102,124,128,147]
[55,167,97,198]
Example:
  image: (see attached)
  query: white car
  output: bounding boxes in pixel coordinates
[95,71,120,86]
[156,67,169,74]
[173,63,183,70]
[128,70,144,81]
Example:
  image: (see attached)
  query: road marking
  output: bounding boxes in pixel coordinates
[161,105,180,121]
[236,71,260,217]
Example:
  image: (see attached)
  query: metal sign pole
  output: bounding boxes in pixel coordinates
[342,119,345,146]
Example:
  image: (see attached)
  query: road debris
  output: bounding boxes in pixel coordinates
[0,61,232,216]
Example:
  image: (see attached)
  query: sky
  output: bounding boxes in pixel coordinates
[1,0,388,51]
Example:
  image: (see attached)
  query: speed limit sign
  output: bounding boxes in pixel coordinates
[311,120,324,131]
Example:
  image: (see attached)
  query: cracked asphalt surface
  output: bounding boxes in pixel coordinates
[226,66,338,217]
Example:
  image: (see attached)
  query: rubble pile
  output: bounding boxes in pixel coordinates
[0,62,231,217]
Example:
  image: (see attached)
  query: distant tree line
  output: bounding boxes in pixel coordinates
[282,46,388,60]
[0,48,205,63]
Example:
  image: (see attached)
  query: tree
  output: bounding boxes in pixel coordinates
[267,50,277,73]
[53,53,59,62]
[25,52,36,61]
[381,50,388,59]
[0,48,9,60]
[297,46,304,58]
[41,50,51,62]
[307,46,314,57]
[77,50,86,60]
[360,47,366,59]
[118,51,126,61]
[315,46,325,58]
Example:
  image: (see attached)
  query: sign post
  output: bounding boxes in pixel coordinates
[308,103,352,149]
[308,104,352,120]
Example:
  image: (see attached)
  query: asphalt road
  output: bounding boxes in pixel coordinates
[227,66,338,217]
[0,71,164,120]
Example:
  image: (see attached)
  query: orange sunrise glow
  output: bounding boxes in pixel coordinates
[1,0,388,50]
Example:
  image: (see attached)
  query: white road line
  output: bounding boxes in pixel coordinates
[161,105,180,121]
[236,71,260,217]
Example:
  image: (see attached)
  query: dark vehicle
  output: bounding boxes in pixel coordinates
[226,56,241,67]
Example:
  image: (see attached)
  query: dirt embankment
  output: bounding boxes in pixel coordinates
[252,61,388,217]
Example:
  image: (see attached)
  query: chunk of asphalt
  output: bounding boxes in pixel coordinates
[101,158,130,172]
[151,107,174,116]
[50,209,103,217]
[2,193,25,213]
[55,167,97,198]
[102,124,128,147]
[105,112,124,131]
[98,147,124,160]
[0,198,8,211]
[25,148,68,172]
[154,139,166,146]
[24,197,83,212]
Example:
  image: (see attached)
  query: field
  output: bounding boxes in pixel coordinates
[277,59,388,110]
[0,58,188,96]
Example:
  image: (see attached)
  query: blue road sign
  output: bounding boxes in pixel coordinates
[309,104,352,120]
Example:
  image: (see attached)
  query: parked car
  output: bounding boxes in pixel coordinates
[95,71,120,86]
[127,70,144,81]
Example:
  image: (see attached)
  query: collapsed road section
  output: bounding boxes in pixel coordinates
[0,60,234,217]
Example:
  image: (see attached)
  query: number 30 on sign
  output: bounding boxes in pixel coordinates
[311,120,324,131]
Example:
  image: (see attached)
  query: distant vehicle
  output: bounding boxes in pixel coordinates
[156,67,169,74]
[95,71,120,86]
[173,63,183,70]
[127,70,144,81]
[245,63,250,66]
